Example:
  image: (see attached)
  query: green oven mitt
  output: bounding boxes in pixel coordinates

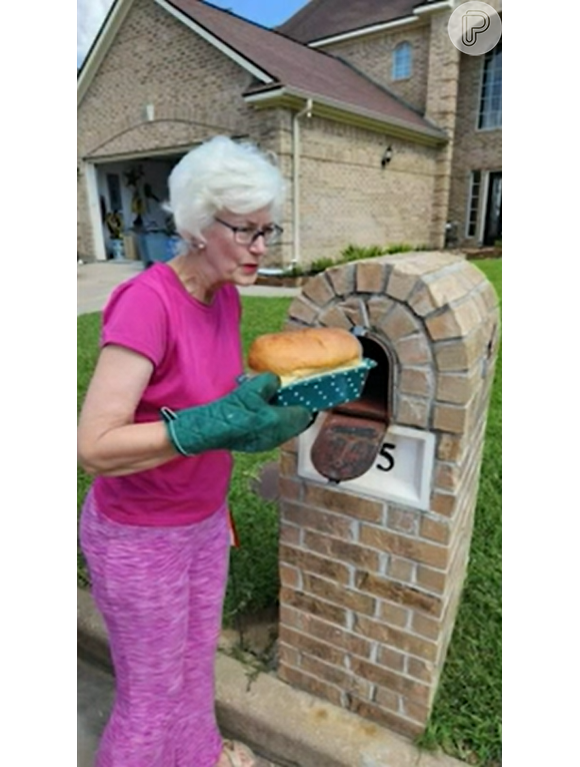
[160,372,312,455]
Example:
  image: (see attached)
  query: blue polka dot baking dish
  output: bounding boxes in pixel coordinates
[272,358,377,411]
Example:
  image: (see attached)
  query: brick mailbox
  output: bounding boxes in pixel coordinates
[276,251,500,738]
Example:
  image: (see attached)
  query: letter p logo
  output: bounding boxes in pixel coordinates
[448,1,502,56]
[462,10,490,46]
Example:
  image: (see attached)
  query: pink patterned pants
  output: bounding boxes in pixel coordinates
[80,489,230,767]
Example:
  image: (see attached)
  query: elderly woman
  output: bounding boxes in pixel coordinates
[78,136,312,767]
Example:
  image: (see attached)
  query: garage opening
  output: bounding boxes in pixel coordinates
[93,152,184,264]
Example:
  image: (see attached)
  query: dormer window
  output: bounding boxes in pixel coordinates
[478,43,502,129]
[392,42,412,80]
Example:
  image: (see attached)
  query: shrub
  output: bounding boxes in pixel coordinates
[286,242,430,278]
[340,243,386,262]
[309,256,336,274]
[384,242,414,254]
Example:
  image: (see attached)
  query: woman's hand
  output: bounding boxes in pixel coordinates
[162,373,313,455]
[77,345,176,476]
[78,350,314,477]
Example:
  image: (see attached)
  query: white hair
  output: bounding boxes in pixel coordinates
[165,136,286,241]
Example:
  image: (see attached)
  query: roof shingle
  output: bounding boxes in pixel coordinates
[277,0,420,44]
[169,1,444,139]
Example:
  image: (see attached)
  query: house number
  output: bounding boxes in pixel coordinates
[298,420,436,511]
[377,443,396,472]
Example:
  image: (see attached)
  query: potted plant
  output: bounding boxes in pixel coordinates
[105,210,125,259]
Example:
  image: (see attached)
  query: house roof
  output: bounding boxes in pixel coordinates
[165,0,445,141]
[78,0,446,143]
[277,0,425,44]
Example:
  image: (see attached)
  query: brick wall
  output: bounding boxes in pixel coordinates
[324,24,430,113]
[423,11,462,250]
[277,252,499,737]
[318,9,502,250]
[77,0,256,157]
[448,53,502,246]
[277,116,440,264]
[447,2,504,242]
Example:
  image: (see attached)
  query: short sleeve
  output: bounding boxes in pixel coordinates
[100,280,168,369]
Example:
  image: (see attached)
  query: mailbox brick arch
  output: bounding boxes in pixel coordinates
[276,251,499,738]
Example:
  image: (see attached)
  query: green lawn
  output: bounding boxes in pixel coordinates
[77,258,580,767]
[418,257,501,766]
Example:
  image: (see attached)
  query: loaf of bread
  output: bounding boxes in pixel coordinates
[248,327,362,384]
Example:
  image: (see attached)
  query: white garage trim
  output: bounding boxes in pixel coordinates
[84,163,107,262]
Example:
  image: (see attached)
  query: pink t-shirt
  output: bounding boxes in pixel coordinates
[92,263,243,527]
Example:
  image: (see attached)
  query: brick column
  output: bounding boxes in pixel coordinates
[424,9,461,248]
[277,252,500,738]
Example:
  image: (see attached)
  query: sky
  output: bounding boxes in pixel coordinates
[72,0,580,114]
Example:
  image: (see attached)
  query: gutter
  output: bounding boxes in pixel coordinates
[309,16,419,48]
[245,87,446,146]
[292,98,313,267]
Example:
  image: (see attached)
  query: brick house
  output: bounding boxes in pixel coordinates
[77,0,502,267]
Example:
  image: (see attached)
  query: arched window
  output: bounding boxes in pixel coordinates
[392,42,412,80]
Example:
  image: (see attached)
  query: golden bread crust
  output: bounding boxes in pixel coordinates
[247,327,362,378]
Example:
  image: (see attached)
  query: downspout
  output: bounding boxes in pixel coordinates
[292,98,313,267]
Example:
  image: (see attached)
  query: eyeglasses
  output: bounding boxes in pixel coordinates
[214,217,283,246]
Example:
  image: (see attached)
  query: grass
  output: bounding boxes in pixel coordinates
[77,258,501,765]
[418,442,502,766]
[417,258,502,766]
[223,296,303,618]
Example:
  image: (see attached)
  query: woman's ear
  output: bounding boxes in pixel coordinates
[186,238,206,251]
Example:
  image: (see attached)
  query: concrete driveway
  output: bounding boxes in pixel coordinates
[77,259,300,315]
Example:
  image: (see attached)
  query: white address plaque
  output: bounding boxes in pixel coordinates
[297,415,435,511]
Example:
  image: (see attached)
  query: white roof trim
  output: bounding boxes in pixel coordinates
[309,16,419,48]
[83,146,192,165]
[244,86,446,143]
[413,1,454,15]
[154,0,273,84]
[243,86,288,103]
[307,0,454,49]
[78,0,274,106]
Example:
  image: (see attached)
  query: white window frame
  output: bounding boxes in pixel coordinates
[477,44,502,131]
[477,172,491,244]
[465,170,482,240]
[392,41,412,81]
